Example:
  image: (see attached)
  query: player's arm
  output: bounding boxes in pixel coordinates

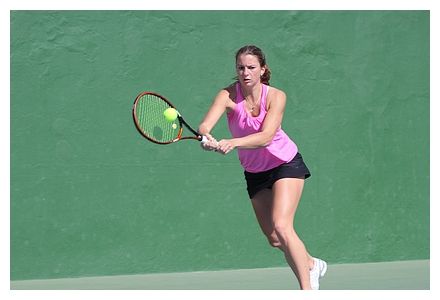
[198,89,230,135]
[198,88,231,149]
[218,89,286,153]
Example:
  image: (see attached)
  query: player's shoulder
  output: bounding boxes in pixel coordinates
[217,83,236,99]
[267,85,286,100]
[223,82,236,93]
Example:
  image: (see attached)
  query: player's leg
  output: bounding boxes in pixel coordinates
[271,177,315,290]
[250,188,301,280]
[250,188,280,247]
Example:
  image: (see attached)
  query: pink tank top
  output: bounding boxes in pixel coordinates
[227,82,298,173]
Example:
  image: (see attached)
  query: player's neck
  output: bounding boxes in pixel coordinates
[241,82,262,103]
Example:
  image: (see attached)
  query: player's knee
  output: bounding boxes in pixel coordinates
[273,221,293,242]
[269,240,282,248]
[267,233,282,248]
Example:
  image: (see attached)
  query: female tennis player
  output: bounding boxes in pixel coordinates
[199,45,327,290]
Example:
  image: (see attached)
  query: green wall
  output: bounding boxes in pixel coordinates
[11,11,429,280]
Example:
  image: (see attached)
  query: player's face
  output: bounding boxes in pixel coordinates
[236,54,265,87]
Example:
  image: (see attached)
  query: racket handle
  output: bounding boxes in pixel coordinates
[200,135,220,152]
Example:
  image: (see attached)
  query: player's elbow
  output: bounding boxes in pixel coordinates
[260,131,276,147]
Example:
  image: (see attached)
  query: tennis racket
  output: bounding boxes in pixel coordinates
[132,91,208,145]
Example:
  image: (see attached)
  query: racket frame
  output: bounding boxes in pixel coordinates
[132,91,203,144]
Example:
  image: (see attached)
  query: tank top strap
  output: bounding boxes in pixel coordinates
[235,82,243,102]
[261,84,268,112]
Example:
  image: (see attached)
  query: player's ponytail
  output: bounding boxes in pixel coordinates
[260,66,271,85]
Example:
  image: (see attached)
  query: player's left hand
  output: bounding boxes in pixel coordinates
[218,139,236,155]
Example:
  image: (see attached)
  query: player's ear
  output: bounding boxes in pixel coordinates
[260,65,266,77]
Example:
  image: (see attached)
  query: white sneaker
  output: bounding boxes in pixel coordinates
[309,257,327,290]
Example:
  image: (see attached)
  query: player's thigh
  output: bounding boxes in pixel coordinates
[250,188,275,237]
[272,178,305,225]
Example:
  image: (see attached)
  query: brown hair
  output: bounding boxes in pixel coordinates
[235,45,271,85]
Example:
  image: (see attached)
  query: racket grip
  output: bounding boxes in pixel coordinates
[200,135,220,152]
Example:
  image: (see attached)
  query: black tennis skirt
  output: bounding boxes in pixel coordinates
[244,152,311,199]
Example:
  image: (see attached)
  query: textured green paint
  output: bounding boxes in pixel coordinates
[11,11,429,280]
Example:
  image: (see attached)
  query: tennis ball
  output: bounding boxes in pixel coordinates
[163,108,178,122]
[172,123,177,129]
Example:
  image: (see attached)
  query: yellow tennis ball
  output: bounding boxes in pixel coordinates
[163,108,178,122]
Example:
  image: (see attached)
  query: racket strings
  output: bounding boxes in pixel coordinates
[135,94,180,143]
